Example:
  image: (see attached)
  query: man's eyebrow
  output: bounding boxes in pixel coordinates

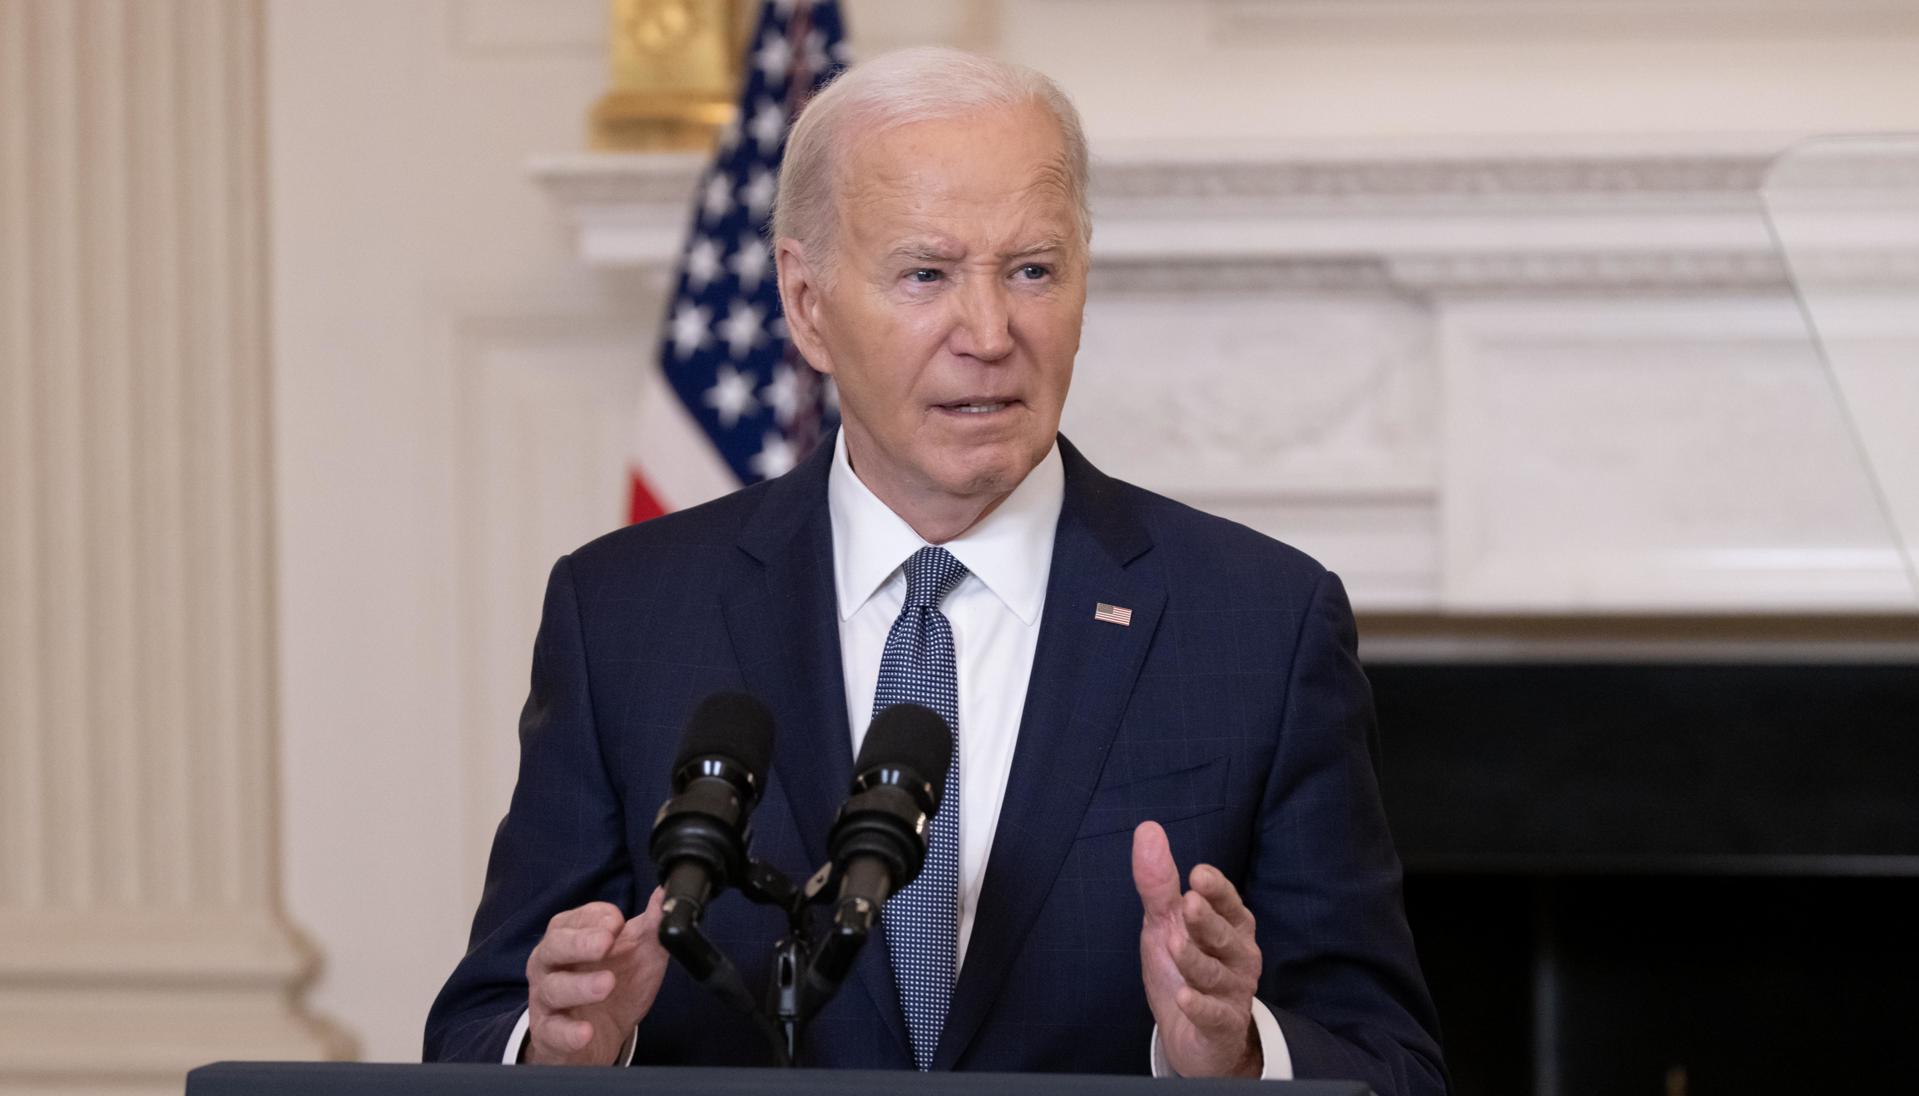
[1007,238,1067,259]
[886,241,962,263]
[883,238,1069,264]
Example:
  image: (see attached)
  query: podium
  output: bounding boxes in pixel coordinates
[186,1063,1374,1095]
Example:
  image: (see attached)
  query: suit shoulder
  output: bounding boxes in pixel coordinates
[1110,478,1330,597]
[557,479,778,592]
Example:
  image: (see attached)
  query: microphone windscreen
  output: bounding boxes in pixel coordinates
[674,691,776,779]
[856,703,953,807]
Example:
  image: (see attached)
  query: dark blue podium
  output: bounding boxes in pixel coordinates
[186,1063,1374,1095]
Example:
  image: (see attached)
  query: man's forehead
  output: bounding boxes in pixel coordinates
[841,104,1068,191]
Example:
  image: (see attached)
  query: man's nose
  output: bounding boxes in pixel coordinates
[951,279,1014,362]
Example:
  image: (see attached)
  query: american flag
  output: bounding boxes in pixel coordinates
[628,0,849,523]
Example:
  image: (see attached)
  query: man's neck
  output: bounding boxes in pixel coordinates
[842,430,1017,545]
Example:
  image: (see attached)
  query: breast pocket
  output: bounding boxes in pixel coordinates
[1075,755,1231,840]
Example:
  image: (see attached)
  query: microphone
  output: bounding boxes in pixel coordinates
[807,703,952,994]
[649,691,775,977]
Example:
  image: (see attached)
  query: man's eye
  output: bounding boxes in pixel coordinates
[1017,264,1051,280]
[908,269,942,284]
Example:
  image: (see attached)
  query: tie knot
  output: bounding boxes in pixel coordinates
[901,546,968,610]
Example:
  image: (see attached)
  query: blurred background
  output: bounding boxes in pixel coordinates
[3,1,1918,1093]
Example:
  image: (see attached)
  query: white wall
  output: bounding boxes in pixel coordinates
[268,0,625,1061]
[266,0,1919,1061]
[1003,0,1919,144]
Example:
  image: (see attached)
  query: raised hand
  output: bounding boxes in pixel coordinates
[523,887,670,1065]
[1132,821,1263,1079]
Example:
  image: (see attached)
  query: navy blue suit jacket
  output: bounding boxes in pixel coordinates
[424,435,1445,1094]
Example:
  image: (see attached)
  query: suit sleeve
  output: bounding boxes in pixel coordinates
[423,555,637,1063]
[1243,570,1448,1096]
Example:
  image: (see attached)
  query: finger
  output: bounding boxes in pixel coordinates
[1132,821,1183,918]
[548,902,625,936]
[1182,889,1241,958]
[630,887,667,951]
[626,887,665,937]
[535,923,620,970]
[1172,933,1238,995]
[533,1013,595,1054]
[534,969,615,1012]
[1189,864,1255,931]
[1175,984,1251,1037]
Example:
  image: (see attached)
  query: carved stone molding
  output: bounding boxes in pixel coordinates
[1089,150,1776,206]
[530,139,1918,615]
[533,141,1917,292]
[1209,0,1919,42]
[0,1,348,1088]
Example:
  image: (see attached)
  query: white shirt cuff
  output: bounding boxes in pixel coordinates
[502,1009,639,1066]
[1148,998,1294,1080]
[503,1010,531,1063]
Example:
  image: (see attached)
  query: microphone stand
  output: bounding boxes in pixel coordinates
[662,857,875,1067]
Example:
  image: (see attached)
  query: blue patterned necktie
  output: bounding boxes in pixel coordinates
[873,545,967,1071]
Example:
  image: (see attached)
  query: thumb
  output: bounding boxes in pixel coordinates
[1132,821,1183,918]
[614,887,665,953]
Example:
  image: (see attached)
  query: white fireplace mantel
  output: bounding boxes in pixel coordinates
[530,139,1919,622]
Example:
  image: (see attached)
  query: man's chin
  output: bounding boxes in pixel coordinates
[927,441,1045,499]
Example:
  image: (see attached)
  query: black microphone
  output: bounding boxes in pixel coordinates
[649,692,775,977]
[808,703,952,995]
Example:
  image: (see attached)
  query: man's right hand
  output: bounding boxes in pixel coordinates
[523,887,670,1065]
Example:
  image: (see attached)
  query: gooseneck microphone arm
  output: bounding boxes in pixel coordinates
[646,693,790,1060]
[647,697,952,1067]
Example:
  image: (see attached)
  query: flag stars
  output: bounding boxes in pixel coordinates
[685,236,724,292]
[703,365,760,429]
[801,29,832,74]
[670,302,712,359]
[719,299,765,359]
[702,173,733,222]
[761,365,802,426]
[755,33,792,83]
[748,98,787,155]
[750,431,799,479]
[740,167,777,219]
[730,234,770,292]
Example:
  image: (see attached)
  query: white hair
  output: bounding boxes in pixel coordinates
[771,46,1091,277]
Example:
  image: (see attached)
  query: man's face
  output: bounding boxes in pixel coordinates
[782,100,1086,511]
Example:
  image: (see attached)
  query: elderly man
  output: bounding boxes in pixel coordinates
[425,47,1445,1094]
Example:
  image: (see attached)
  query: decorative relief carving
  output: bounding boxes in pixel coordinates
[533,142,1918,611]
[1068,294,1434,495]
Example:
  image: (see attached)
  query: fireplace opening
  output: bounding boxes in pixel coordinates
[1370,662,1919,1096]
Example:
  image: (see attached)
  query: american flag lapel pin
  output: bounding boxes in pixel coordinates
[1093,602,1134,627]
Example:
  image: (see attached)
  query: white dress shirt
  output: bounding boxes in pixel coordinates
[505,432,1291,1078]
[827,429,1060,968]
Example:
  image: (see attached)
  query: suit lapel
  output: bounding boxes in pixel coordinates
[718,435,914,1062]
[933,439,1165,1070]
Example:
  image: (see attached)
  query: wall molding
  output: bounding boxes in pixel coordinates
[0,1,348,1087]
[1208,0,1919,42]
[530,140,1919,615]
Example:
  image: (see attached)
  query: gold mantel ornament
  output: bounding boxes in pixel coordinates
[592,0,747,151]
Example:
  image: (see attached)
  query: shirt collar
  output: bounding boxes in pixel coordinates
[827,429,1063,626]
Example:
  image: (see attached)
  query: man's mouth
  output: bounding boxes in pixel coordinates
[937,399,1018,415]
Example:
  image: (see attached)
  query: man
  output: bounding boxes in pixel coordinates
[426,47,1445,1094]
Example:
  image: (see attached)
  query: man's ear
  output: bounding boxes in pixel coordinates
[774,238,833,376]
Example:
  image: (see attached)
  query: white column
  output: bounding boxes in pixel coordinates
[0,1,348,1089]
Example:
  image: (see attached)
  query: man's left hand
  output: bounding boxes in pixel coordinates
[1132,820,1264,1079]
